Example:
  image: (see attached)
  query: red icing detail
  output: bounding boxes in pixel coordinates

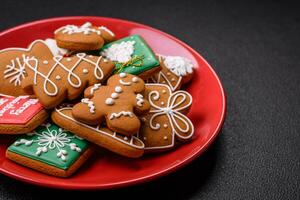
[0,96,43,124]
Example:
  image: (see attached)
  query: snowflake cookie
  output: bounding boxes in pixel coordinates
[6,123,93,177]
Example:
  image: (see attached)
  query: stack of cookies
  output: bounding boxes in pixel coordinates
[0,22,195,177]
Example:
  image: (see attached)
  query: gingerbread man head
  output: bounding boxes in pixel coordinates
[72,73,150,136]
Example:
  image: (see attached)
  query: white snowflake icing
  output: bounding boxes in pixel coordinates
[55,22,101,35]
[101,41,136,63]
[14,123,82,162]
[3,54,31,86]
[163,56,194,76]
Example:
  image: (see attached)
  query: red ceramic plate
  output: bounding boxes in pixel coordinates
[0,16,226,190]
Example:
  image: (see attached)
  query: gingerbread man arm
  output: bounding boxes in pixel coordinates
[133,93,150,115]
[72,98,105,126]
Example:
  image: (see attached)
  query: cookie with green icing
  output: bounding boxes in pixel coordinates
[100,35,161,79]
[6,123,93,177]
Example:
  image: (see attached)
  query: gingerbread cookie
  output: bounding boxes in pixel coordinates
[138,84,194,152]
[6,123,93,177]
[0,95,48,134]
[0,40,55,96]
[100,35,161,79]
[72,73,150,136]
[149,55,195,91]
[54,22,115,51]
[21,53,115,109]
[52,104,144,158]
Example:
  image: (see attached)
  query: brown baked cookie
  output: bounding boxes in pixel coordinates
[54,22,115,51]
[21,53,115,109]
[138,84,194,152]
[6,123,93,177]
[52,104,144,158]
[149,55,195,91]
[0,95,48,134]
[72,73,150,136]
[0,40,55,96]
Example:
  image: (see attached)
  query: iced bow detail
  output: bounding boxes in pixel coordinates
[148,90,193,139]
[115,55,145,73]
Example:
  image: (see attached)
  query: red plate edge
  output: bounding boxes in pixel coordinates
[0,16,227,190]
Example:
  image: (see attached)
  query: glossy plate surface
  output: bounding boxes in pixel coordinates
[0,16,226,190]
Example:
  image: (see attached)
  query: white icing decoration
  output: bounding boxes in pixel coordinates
[0,96,30,117]
[9,98,39,116]
[43,60,49,64]
[162,90,166,94]
[81,98,95,113]
[90,83,101,95]
[143,137,147,140]
[171,78,176,82]
[55,75,61,80]
[105,98,114,105]
[88,55,93,58]
[103,59,108,63]
[82,69,89,74]
[111,92,119,99]
[67,58,72,62]
[120,79,131,86]
[55,22,101,35]
[132,77,139,83]
[101,41,135,63]
[163,123,168,128]
[44,38,68,56]
[163,136,168,140]
[124,136,128,141]
[55,107,144,149]
[147,87,193,139]
[119,72,126,78]
[161,102,165,105]
[115,86,122,93]
[136,94,144,107]
[109,111,133,120]
[99,26,115,37]
[3,54,28,86]
[23,53,104,96]
[14,123,82,161]
[163,56,194,76]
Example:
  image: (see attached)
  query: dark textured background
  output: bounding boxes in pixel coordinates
[0,0,299,199]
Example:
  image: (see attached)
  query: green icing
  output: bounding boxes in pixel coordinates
[8,123,89,170]
[100,35,159,75]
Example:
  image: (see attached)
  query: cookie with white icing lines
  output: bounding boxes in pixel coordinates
[138,84,194,152]
[149,55,195,91]
[0,95,48,134]
[0,40,55,96]
[72,73,150,136]
[6,123,94,177]
[52,104,144,158]
[54,22,115,51]
[21,53,115,109]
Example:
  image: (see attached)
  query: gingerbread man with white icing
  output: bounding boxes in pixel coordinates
[72,73,150,136]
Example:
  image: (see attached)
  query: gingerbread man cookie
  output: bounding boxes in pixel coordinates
[149,54,195,91]
[54,22,115,51]
[138,84,194,152]
[22,53,115,109]
[52,104,144,158]
[0,40,55,96]
[72,73,150,136]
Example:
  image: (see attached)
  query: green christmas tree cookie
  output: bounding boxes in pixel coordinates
[100,35,160,76]
[7,123,89,171]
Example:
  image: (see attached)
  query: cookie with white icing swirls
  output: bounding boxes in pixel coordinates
[138,83,194,152]
[6,123,94,177]
[54,22,115,51]
[51,104,144,158]
[21,53,115,109]
[72,73,150,136]
[149,55,195,91]
[0,40,55,96]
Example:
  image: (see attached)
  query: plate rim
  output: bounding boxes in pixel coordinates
[0,16,226,190]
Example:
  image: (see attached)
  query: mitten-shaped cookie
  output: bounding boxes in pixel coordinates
[21,53,115,109]
[150,54,195,91]
[54,22,115,51]
[72,73,150,136]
